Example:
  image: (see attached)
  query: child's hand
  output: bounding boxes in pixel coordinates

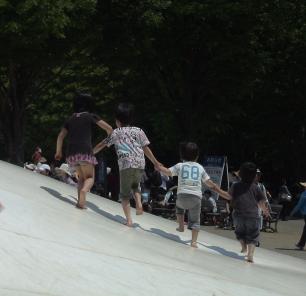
[154,162,163,171]
[93,142,106,155]
[54,152,62,161]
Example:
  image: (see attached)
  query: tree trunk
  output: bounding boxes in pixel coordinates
[2,112,25,165]
[0,62,26,165]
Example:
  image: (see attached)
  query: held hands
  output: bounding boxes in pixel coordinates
[154,162,164,171]
[93,142,107,155]
[154,162,172,177]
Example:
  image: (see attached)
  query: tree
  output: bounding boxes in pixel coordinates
[88,0,306,183]
[0,0,96,164]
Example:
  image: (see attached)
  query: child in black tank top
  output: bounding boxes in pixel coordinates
[55,93,112,209]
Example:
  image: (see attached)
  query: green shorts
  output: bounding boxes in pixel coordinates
[119,168,144,200]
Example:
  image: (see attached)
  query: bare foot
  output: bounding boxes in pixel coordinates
[124,221,133,227]
[136,208,143,215]
[241,246,247,253]
[240,240,247,253]
[176,227,184,232]
[76,203,87,210]
[246,257,254,263]
[191,242,198,248]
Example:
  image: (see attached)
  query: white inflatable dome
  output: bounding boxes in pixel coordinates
[0,161,305,296]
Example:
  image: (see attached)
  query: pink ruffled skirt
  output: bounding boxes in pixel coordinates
[66,154,98,167]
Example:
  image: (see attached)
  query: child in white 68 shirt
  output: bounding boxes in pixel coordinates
[157,142,230,248]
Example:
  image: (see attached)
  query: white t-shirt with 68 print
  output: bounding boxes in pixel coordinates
[169,162,210,198]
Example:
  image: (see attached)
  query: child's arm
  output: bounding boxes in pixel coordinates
[157,164,172,177]
[143,146,161,167]
[204,179,232,200]
[96,119,113,135]
[55,128,68,160]
[93,141,107,155]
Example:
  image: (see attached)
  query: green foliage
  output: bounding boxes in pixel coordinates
[0,0,97,164]
[1,0,306,187]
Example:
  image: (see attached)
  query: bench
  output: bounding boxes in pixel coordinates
[263,204,283,232]
[201,198,230,227]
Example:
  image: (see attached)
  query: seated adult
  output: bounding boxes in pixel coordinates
[36,163,51,176]
[55,163,77,186]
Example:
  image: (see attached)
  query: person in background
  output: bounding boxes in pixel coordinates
[228,167,240,186]
[278,178,292,221]
[55,92,112,209]
[160,172,170,193]
[140,170,150,204]
[55,163,77,186]
[291,182,306,250]
[36,163,51,176]
[221,162,269,263]
[24,163,36,171]
[255,169,272,204]
[255,169,271,230]
[204,190,217,213]
[32,146,42,165]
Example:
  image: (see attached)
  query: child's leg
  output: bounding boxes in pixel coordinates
[76,166,85,207]
[187,198,201,248]
[131,169,144,215]
[176,196,185,232]
[176,195,186,231]
[245,218,261,263]
[76,163,94,208]
[119,169,134,226]
[121,198,133,226]
[176,213,185,232]
[239,240,247,253]
[81,164,95,192]
[134,191,143,215]
[191,230,199,248]
[247,244,255,262]
[234,216,248,252]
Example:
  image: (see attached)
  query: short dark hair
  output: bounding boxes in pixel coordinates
[115,103,134,126]
[73,93,93,113]
[239,162,257,184]
[180,142,199,161]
